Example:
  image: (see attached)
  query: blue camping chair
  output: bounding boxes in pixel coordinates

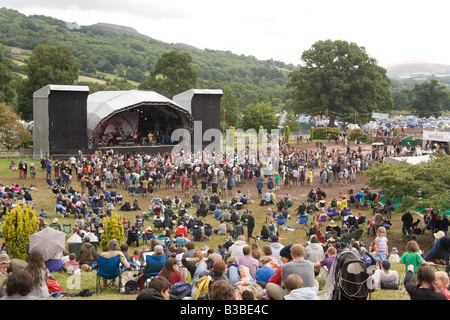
[143,254,168,289]
[277,215,286,227]
[297,214,308,230]
[95,255,126,294]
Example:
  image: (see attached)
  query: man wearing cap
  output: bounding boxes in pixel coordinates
[424,231,450,272]
[372,260,399,289]
[265,243,294,300]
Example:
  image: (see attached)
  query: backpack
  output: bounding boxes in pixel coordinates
[171,282,192,296]
[124,280,140,294]
[192,275,211,300]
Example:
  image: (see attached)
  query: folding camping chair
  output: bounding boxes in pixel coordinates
[297,214,308,231]
[143,254,168,289]
[95,255,126,294]
[63,224,71,235]
[318,214,328,226]
[277,215,286,228]
[307,214,315,226]
[204,225,213,240]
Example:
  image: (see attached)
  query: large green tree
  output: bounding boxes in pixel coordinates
[16,44,80,120]
[287,40,393,126]
[139,50,198,98]
[365,154,450,213]
[0,46,16,107]
[221,85,242,130]
[242,101,279,131]
[411,79,449,117]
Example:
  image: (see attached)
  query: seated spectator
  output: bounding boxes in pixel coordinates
[136,276,171,300]
[158,257,184,286]
[0,270,37,300]
[238,246,259,280]
[283,274,319,300]
[78,236,97,266]
[256,256,277,284]
[210,279,236,300]
[373,260,399,290]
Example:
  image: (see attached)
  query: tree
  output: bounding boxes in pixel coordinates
[411,79,449,117]
[0,46,16,107]
[242,102,279,131]
[221,86,242,130]
[287,40,393,126]
[139,50,198,98]
[2,205,40,260]
[0,103,32,149]
[16,44,80,120]
[364,154,450,213]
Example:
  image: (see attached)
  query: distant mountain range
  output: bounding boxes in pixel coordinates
[386,59,450,79]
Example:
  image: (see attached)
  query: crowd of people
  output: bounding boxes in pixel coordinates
[0,134,449,301]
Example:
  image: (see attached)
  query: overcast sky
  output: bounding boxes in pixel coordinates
[3,0,450,67]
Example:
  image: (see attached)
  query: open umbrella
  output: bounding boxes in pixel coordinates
[29,227,66,261]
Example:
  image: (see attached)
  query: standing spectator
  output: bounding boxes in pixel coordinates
[401,211,414,240]
[400,240,434,276]
[374,226,388,269]
[246,211,255,242]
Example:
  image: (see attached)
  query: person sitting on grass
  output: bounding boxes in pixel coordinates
[283,274,319,300]
[136,276,171,300]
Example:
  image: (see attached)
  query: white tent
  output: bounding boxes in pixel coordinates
[383,155,430,165]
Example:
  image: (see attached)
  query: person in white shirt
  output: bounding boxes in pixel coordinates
[373,260,399,289]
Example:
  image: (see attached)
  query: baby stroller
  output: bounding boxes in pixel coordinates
[324,250,373,300]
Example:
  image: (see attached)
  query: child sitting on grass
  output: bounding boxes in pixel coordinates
[283,274,319,300]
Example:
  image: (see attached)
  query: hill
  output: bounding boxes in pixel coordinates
[386,59,450,79]
[0,7,296,109]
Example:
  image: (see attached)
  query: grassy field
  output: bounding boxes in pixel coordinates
[0,155,438,300]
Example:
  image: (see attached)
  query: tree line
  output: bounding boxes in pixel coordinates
[0,7,449,139]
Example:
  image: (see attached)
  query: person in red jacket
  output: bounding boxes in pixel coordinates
[176,221,188,238]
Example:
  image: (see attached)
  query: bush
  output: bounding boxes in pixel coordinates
[100,212,124,251]
[310,126,340,140]
[2,205,40,260]
[349,129,367,142]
